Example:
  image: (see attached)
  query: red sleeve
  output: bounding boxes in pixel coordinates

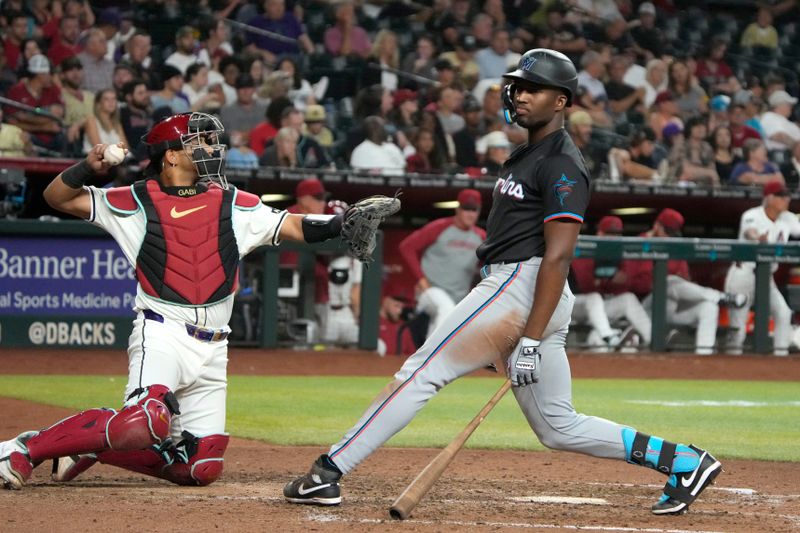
[669,259,690,280]
[627,259,653,297]
[571,258,596,293]
[4,83,26,116]
[398,217,453,281]
[105,186,137,212]
[235,190,261,208]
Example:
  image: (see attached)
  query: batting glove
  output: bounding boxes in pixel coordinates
[508,337,541,387]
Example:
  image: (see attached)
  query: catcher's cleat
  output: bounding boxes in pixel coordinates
[52,453,98,482]
[651,445,722,515]
[284,454,342,506]
[0,431,37,490]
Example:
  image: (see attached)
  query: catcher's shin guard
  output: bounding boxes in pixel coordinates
[96,432,229,486]
[25,385,178,462]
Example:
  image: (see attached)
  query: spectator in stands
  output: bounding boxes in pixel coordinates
[0,106,33,156]
[433,84,465,135]
[470,13,495,50]
[572,215,653,349]
[401,34,438,82]
[2,12,29,73]
[377,295,416,357]
[82,88,127,156]
[245,55,266,89]
[479,83,504,125]
[605,55,644,125]
[667,59,707,121]
[387,89,420,143]
[630,58,668,108]
[216,56,240,107]
[226,130,259,170]
[278,106,332,169]
[601,16,635,56]
[120,32,153,88]
[350,116,406,175]
[150,65,190,115]
[728,102,762,151]
[568,110,602,178]
[259,126,299,167]
[182,63,223,113]
[344,84,395,160]
[694,38,740,95]
[324,0,371,59]
[440,33,480,90]
[710,125,741,184]
[475,28,517,81]
[629,2,662,62]
[47,15,80,67]
[62,0,95,31]
[725,180,800,356]
[609,126,662,183]
[481,130,511,174]
[197,17,233,71]
[740,6,779,51]
[453,96,483,169]
[733,90,765,138]
[303,104,334,148]
[277,57,316,111]
[112,64,135,101]
[362,29,399,91]
[165,26,201,75]
[433,58,458,88]
[219,73,266,137]
[4,54,64,153]
[16,38,43,78]
[635,209,747,354]
[760,90,800,152]
[706,94,731,133]
[729,138,785,186]
[28,0,57,40]
[782,142,800,189]
[258,69,292,103]
[544,2,587,59]
[669,116,719,186]
[96,7,123,63]
[399,188,485,338]
[406,127,444,174]
[577,50,608,104]
[246,0,314,64]
[77,28,114,94]
[59,56,93,155]
[119,79,151,159]
[648,91,683,142]
[433,0,475,49]
[249,96,291,157]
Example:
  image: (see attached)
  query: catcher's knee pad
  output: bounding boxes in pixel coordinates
[106,384,180,451]
[164,432,230,486]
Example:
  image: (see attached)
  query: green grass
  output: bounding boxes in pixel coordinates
[1,376,798,462]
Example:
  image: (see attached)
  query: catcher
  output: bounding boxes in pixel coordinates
[0,111,399,490]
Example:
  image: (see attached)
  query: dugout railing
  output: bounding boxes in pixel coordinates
[576,236,800,353]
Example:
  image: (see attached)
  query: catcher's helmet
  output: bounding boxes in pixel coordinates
[502,48,578,123]
[142,112,228,189]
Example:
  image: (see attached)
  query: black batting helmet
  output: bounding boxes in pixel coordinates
[502,48,578,123]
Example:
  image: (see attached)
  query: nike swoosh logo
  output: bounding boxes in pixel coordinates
[170,205,207,219]
[297,483,332,496]
[681,453,705,487]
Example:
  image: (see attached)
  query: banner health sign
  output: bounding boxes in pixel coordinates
[0,236,136,348]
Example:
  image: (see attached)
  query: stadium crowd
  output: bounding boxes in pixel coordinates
[1,0,799,186]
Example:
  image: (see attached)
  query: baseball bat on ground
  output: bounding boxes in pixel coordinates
[389,379,512,520]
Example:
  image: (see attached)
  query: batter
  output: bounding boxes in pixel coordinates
[0,112,380,489]
[284,49,722,516]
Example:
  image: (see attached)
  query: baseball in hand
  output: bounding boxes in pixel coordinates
[103,145,126,165]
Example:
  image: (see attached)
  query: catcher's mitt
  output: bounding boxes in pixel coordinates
[341,195,401,263]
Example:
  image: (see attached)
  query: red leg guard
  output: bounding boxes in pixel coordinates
[25,385,178,463]
[95,434,229,486]
[163,434,229,486]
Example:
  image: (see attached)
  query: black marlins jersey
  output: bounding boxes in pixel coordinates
[476,128,591,264]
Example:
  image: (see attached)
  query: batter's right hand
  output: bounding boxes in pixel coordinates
[508,337,541,387]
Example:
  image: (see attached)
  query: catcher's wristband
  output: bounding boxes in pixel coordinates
[61,160,95,189]
[302,214,343,243]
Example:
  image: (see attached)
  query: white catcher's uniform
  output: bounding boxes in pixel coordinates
[323,256,362,344]
[724,206,800,355]
[86,184,287,440]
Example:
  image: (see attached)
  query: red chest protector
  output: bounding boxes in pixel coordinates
[131,180,239,306]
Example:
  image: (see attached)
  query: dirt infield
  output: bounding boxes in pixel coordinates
[1,349,799,533]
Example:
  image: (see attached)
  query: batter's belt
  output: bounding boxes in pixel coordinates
[142,309,230,343]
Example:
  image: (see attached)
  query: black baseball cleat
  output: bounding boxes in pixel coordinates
[651,445,722,515]
[284,454,342,506]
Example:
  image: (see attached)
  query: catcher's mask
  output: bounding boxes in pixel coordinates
[142,112,228,189]
[502,48,577,124]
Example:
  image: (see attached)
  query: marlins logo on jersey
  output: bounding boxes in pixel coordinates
[553,174,576,206]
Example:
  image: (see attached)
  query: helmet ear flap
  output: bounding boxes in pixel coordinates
[502,83,517,124]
